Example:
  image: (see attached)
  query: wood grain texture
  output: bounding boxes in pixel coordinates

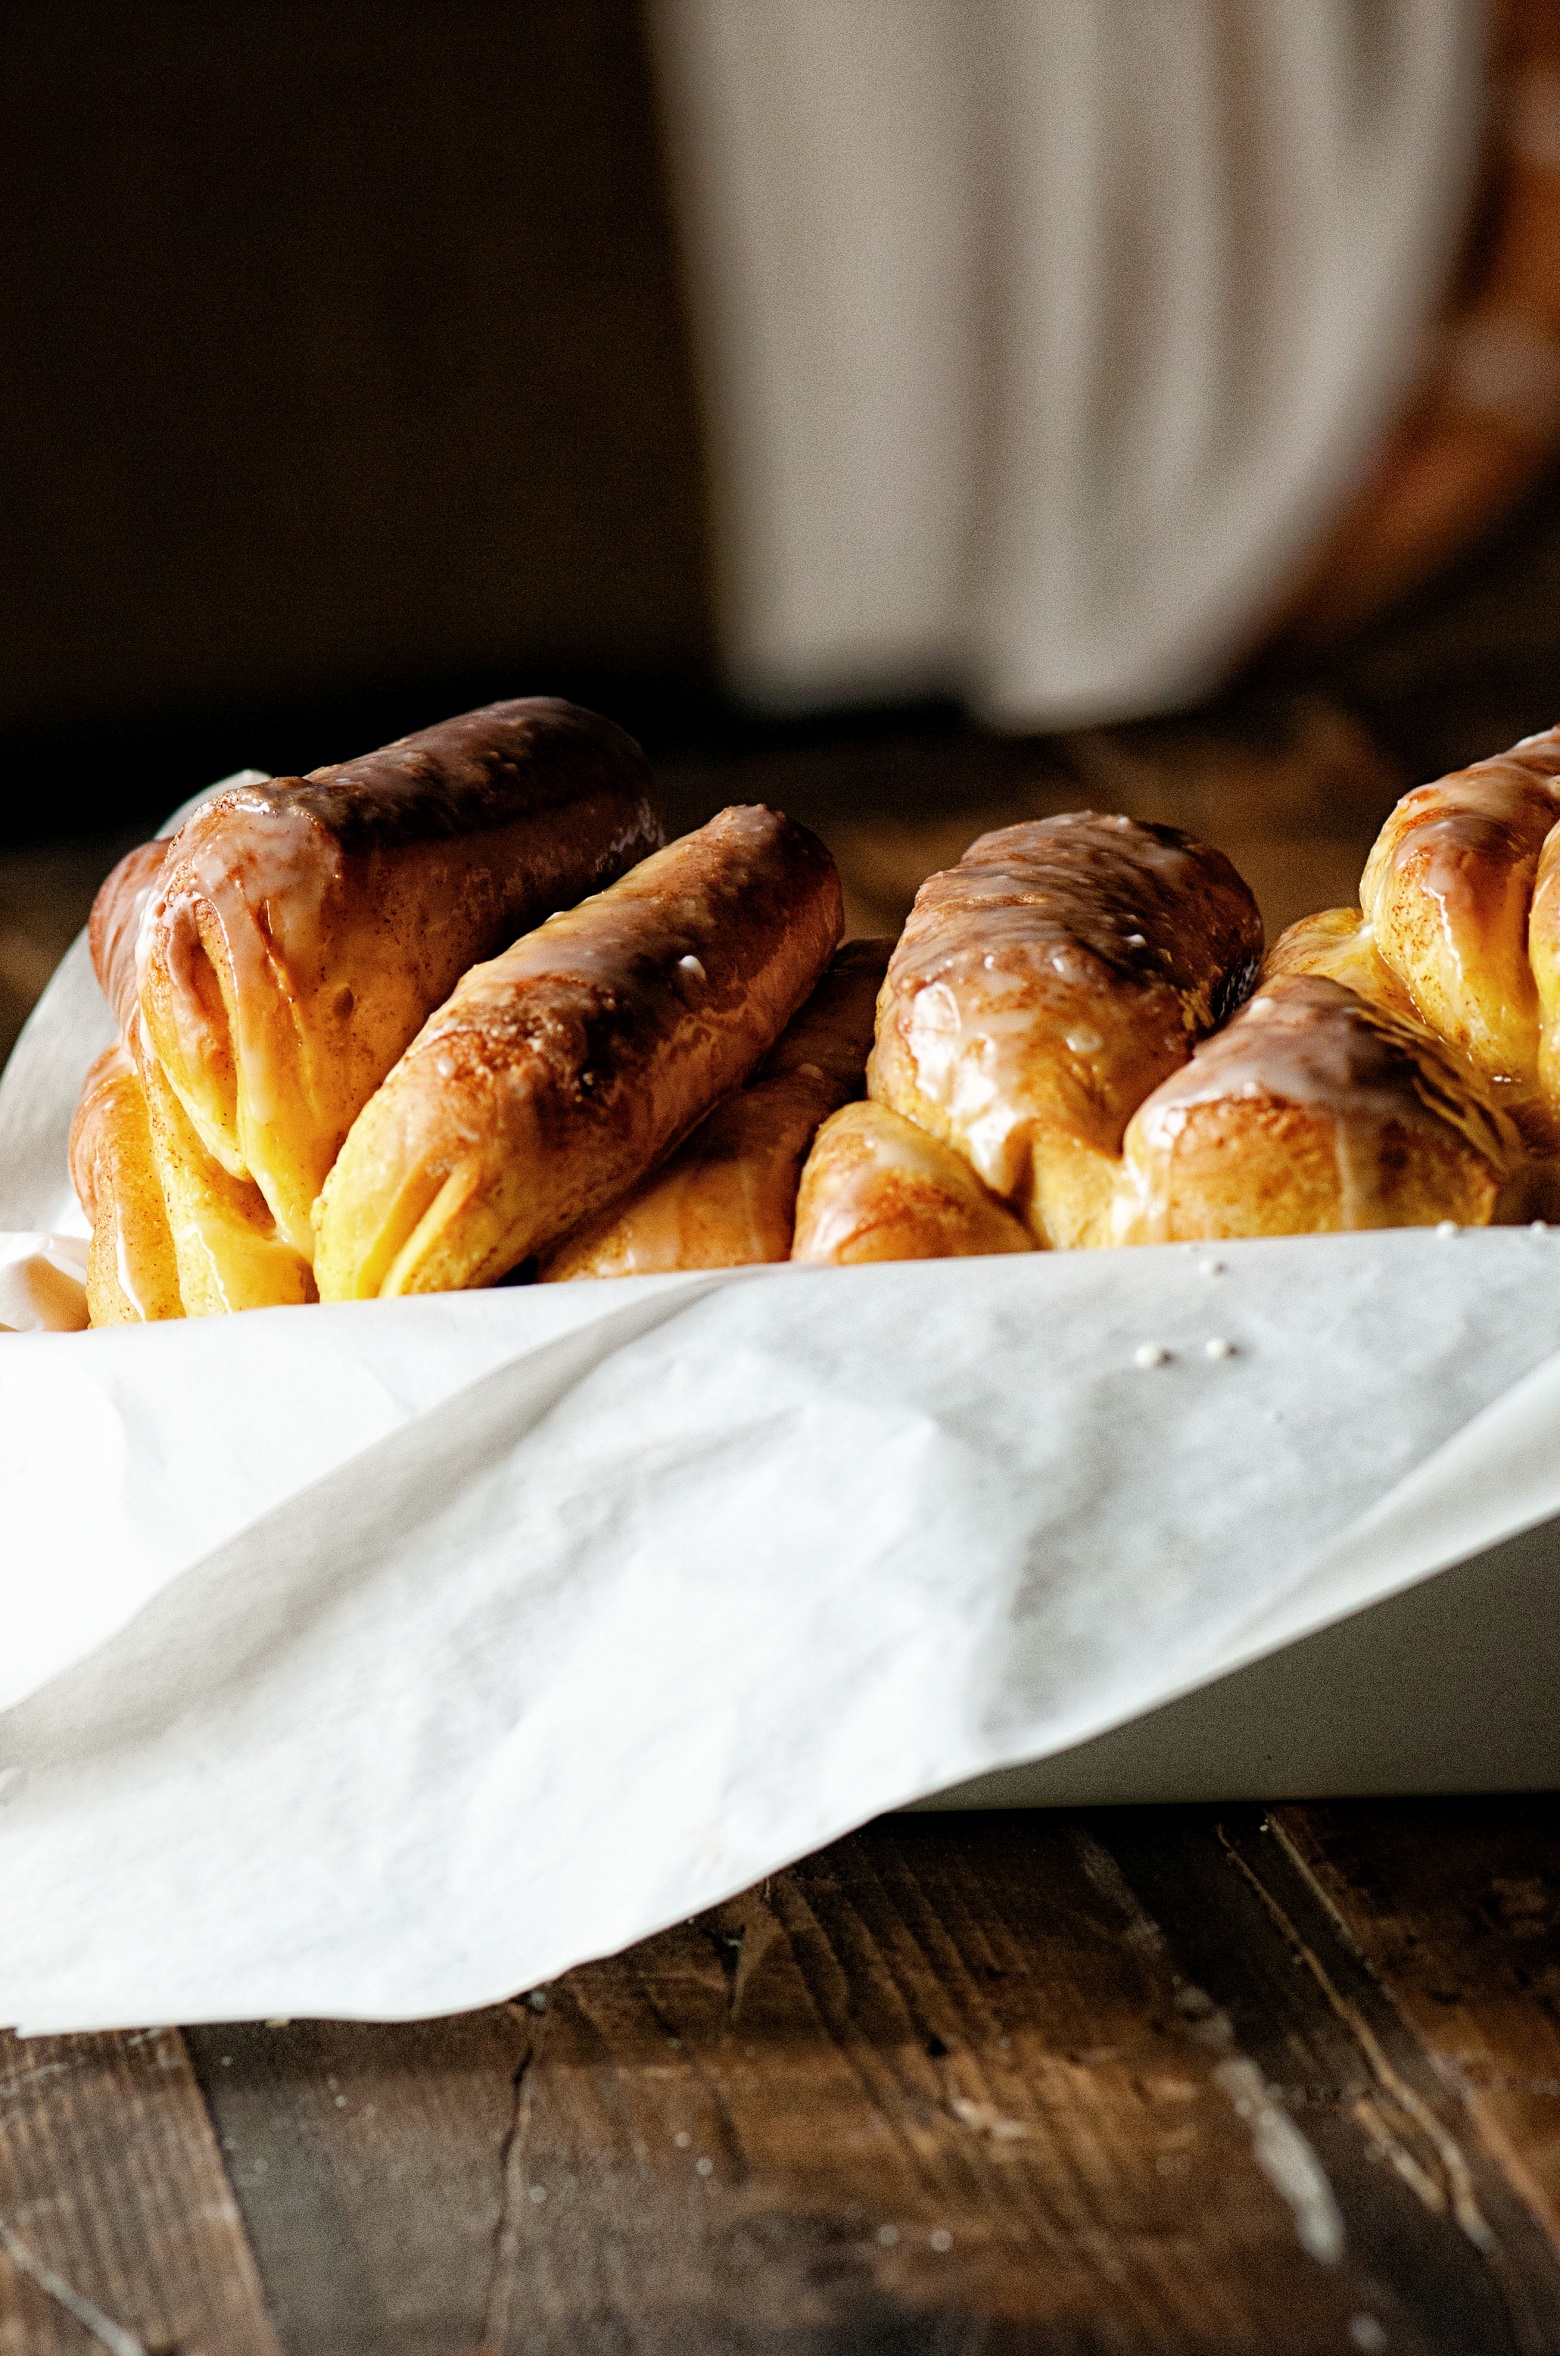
[0,2024,279,2356]
[9,1815,1560,2351]
[185,2010,532,2356]
[1274,1800,1560,2272]
[179,1813,1560,2356]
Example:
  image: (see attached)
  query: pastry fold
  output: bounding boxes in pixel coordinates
[1115,974,1526,1241]
[127,697,662,1258]
[539,937,892,1278]
[314,805,844,1298]
[69,1043,183,1325]
[792,1101,1033,1265]
[869,813,1263,1247]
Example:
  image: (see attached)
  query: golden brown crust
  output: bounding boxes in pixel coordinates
[314,806,844,1298]
[130,698,663,1258]
[69,1042,184,1325]
[1360,725,1560,1086]
[539,938,891,1279]
[792,1100,1034,1264]
[1117,973,1525,1241]
[1263,907,1424,1027]
[89,840,170,1036]
[869,812,1262,1246]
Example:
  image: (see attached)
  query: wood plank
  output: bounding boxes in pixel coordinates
[198,1814,1549,2354]
[1105,1806,1560,2356]
[1272,1799,1560,2266]
[0,2023,280,2356]
[185,2009,530,2356]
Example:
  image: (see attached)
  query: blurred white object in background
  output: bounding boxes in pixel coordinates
[652,0,1483,725]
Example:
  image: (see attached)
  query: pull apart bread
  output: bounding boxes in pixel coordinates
[69,707,1560,1318]
[539,936,890,1278]
[313,805,843,1298]
[78,698,663,1322]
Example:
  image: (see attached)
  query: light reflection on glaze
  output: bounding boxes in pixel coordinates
[121,700,664,1260]
[869,812,1263,1236]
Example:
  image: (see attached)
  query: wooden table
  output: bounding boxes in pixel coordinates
[4,691,1560,2353]
[5,1804,1560,2353]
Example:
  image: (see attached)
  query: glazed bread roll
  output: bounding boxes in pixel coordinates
[314,806,843,1299]
[69,1043,183,1325]
[540,937,892,1278]
[1116,974,1525,1242]
[1360,724,1560,1091]
[870,813,1262,1247]
[792,1101,1033,1265]
[131,698,663,1257]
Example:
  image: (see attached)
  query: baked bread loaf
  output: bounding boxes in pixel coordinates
[1115,973,1526,1241]
[869,813,1263,1247]
[129,698,662,1258]
[540,937,891,1279]
[792,1100,1033,1264]
[314,806,843,1299]
[69,1043,183,1325]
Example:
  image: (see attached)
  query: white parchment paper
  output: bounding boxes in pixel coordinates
[3,894,1560,2033]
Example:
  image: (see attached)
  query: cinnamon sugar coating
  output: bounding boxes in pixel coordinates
[540,937,890,1278]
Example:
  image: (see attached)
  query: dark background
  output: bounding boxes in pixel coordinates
[0,0,722,833]
[4,0,1560,851]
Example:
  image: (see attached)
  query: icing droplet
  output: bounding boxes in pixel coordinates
[1436,1220,1458,1239]
[1134,1343,1171,1369]
[678,954,707,983]
[1205,1336,1236,1360]
[1199,1257,1225,1277]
